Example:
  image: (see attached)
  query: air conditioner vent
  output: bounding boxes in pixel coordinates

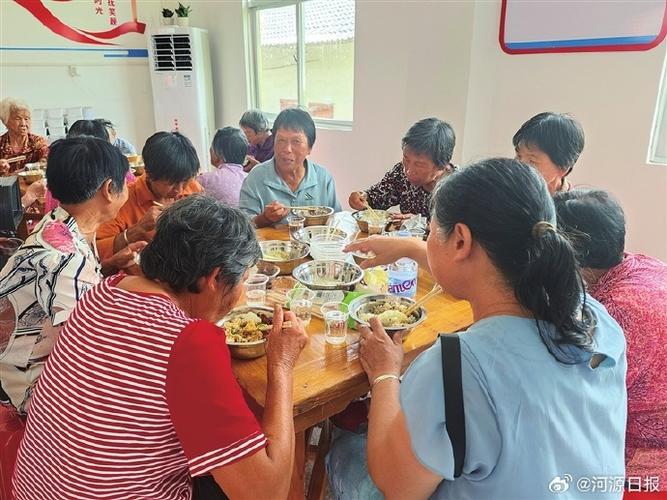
[152,34,193,71]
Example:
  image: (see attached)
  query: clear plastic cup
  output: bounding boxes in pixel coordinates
[321,301,349,345]
[286,288,316,326]
[287,214,305,241]
[244,274,269,306]
[309,233,346,260]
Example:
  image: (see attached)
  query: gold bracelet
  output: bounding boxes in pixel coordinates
[371,373,400,389]
[122,229,130,246]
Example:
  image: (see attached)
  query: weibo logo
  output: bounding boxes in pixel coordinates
[14,0,146,45]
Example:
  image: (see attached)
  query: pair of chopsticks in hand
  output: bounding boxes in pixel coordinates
[405,284,443,316]
[6,155,26,165]
[360,197,382,222]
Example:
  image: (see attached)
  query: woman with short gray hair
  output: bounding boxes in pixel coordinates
[14,194,309,500]
[349,118,456,220]
[0,97,48,173]
[239,109,274,170]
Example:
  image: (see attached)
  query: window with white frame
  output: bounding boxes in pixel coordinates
[648,51,667,165]
[247,0,355,125]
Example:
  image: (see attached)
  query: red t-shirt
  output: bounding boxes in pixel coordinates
[13,274,266,499]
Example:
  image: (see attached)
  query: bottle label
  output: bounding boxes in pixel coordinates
[388,277,417,296]
[388,258,418,298]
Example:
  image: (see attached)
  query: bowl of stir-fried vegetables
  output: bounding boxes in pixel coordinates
[218,306,274,359]
[348,294,427,338]
[259,240,310,275]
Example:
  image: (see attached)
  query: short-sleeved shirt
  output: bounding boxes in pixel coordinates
[589,253,667,485]
[0,206,100,413]
[13,274,267,499]
[401,296,627,500]
[365,162,456,219]
[0,132,49,172]
[239,158,342,224]
[198,162,247,207]
[95,174,203,260]
[248,134,274,164]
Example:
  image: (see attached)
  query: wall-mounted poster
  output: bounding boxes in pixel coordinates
[500,0,667,54]
[0,0,150,63]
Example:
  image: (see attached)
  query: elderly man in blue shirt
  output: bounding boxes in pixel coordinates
[239,108,341,227]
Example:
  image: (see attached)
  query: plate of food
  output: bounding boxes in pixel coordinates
[218,306,274,359]
[348,294,426,337]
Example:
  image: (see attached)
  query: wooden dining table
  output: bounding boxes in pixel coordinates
[231,225,474,499]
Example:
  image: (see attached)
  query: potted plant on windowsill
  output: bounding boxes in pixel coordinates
[161,8,174,25]
[175,3,192,26]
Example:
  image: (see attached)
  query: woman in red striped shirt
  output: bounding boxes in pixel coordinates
[13,195,308,499]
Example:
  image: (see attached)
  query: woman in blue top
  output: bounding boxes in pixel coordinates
[333,158,627,500]
[239,108,341,227]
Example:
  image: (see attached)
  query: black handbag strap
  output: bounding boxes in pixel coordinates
[440,333,466,478]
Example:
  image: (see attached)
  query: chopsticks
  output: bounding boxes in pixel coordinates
[6,155,26,164]
[362,200,382,222]
[289,206,315,210]
[405,284,443,315]
[325,221,340,240]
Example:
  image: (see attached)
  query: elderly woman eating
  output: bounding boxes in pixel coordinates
[0,98,48,174]
[332,158,626,499]
[555,189,667,488]
[0,137,144,414]
[13,195,308,499]
[198,126,249,207]
[239,109,274,171]
[239,108,341,227]
[96,131,202,261]
[349,118,456,220]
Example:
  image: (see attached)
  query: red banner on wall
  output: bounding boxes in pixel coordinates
[13,0,145,46]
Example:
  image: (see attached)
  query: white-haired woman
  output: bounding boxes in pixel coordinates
[0,98,49,174]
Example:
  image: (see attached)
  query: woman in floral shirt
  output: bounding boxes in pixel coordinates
[0,98,49,174]
[555,189,667,489]
[348,118,456,219]
[0,137,144,414]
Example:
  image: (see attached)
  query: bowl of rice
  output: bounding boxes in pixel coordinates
[348,294,427,337]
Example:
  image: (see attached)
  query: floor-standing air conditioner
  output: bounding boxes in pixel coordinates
[148,26,215,171]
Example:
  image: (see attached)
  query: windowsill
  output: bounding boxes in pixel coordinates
[262,112,353,132]
[313,119,353,132]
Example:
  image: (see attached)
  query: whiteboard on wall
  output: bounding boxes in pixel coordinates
[0,0,150,64]
[500,0,667,54]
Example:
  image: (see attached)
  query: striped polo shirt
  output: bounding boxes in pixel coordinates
[13,274,266,499]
